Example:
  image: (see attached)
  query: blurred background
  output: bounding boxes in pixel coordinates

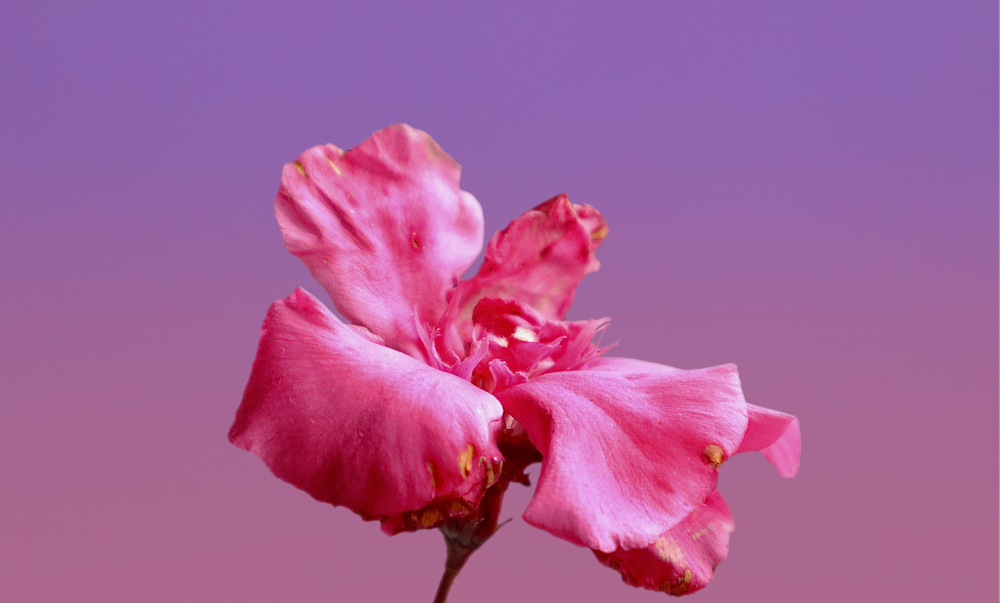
[1,1,996,601]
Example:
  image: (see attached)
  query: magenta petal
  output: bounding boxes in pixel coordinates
[737,404,801,477]
[468,297,610,384]
[275,124,484,360]
[450,194,607,334]
[228,288,504,518]
[594,490,734,596]
[494,358,748,553]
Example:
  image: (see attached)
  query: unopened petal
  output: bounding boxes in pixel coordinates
[275,124,484,360]
[594,490,734,596]
[737,404,801,477]
[228,288,504,519]
[494,357,748,553]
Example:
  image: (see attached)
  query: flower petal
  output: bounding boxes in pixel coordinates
[448,194,606,337]
[594,490,734,596]
[493,357,748,553]
[468,297,610,390]
[228,288,504,521]
[275,124,484,360]
[737,404,801,477]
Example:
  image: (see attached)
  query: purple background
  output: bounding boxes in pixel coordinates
[1,2,996,601]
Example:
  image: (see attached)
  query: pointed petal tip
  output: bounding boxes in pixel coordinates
[766,416,801,478]
[738,404,801,478]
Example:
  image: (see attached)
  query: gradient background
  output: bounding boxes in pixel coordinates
[1,2,996,601]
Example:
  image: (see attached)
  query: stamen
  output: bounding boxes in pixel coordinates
[512,326,539,342]
[326,158,342,175]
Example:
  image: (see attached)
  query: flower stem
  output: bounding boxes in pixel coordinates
[432,475,517,602]
[432,536,476,603]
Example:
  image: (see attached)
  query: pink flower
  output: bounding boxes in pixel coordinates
[229,124,800,596]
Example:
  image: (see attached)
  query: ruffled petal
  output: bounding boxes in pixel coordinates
[228,288,504,525]
[447,194,606,338]
[737,404,801,477]
[594,490,734,596]
[275,124,484,360]
[493,357,748,553]
[468,297,610,391]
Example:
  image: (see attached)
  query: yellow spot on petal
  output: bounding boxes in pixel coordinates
[703,444,724,469]
[293,161,306,177]
[411,232,421,249]
[449,500,471,516]
[427,461,438,490]
[659,569,692,595]
[691,526,710,541]
[326,158,342,176]
[479,456,495,485]
[654,537,684,565]
[458,444,475,478]
[424,137,448,162]
[591,224,608,242]
[419,508,441,528]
